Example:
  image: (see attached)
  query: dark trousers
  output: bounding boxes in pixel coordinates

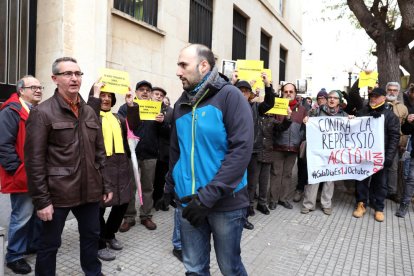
[35,202,101,276]
[296,157,308,192]
[247,154,270,206]
[99,204,128,249]
[356,169,388,211]
[153,159,169,204]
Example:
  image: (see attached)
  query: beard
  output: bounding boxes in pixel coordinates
[386,95,397,102]
[181,70,203,92]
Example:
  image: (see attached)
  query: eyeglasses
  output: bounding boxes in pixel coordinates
[23,86,44,91]
[55,71,84,78]
[327,96,339,100]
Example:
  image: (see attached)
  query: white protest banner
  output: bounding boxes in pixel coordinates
[306,116,385,184]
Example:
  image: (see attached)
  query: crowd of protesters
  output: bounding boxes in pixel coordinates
[1,44,414,275]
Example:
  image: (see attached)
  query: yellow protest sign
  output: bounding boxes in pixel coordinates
[134,99,162,120]
[236,60,264,90]
[358,71,378,88]
[266,98,289,115]
[99,68,130,94]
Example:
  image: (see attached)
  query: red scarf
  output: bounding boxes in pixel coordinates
[289,99,298,110]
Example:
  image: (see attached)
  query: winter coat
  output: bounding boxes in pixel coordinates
[158,104,173,163]
[357,103,400,165]
[257,116,291,163]
[0,93,29,193]
[118,102,168,160]
[273,102,307,152]
[388,100,409,149]
[25,90,111,210]
[251,85,275,152]
[87,97,136,206]
[165,67,253,211]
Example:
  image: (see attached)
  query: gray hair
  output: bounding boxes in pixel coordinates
[52,57,77,74]
[16,75,35,95]
[386,82,400,91]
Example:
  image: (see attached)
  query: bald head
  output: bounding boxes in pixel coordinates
[176,44,215,91]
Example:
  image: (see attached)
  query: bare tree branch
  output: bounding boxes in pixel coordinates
[347,0,389,43]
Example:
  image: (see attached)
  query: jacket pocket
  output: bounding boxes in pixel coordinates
[47,166,74,176]
[50,122,75,146]
[85,121,99,142]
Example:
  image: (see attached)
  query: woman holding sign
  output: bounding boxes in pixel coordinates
[88,81,139,261]
[301,90,350,215]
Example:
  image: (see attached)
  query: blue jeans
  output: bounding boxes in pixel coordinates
[178,207,248,276]
[172,208,181,250]
[35,202,101,276]
[401,158,414,204]
[6,193,41,263]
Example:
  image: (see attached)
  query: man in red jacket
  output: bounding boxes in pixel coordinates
[0,75,43,274]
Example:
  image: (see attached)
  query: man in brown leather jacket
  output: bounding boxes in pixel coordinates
[24,57,113,275]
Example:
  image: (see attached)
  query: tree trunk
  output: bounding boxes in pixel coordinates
[376,33,402,99]
[399,46,414,87]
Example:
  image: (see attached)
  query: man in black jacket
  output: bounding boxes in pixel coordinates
[353,88,400,222]
[118,80,168,231]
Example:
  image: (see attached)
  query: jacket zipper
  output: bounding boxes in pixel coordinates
[191,90,209,194]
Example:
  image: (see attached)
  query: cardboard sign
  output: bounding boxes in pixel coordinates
[358,71,378,88]
[306,116,385,184]
[134,99,162,120]
[266,98,289,115]
[99,68,130,94]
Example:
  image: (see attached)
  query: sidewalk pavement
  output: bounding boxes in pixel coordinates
[4,182,414,275]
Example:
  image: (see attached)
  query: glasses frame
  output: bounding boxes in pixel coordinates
[22,86,44,91]
[54,71,84,78]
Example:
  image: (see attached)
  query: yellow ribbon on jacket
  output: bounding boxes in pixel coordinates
[100,111,125,156]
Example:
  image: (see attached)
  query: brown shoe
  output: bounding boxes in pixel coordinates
[352,202,366,218]
[141,218,157,230]
[374,211,384,222]
[119,220,135,233]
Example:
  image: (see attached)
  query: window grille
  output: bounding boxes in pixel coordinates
[232,10,247,61]
[0,0,37,102]
[260,32,270,69]
[189,0,213,48]
[114,0,158,27]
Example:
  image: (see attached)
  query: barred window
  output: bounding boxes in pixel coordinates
[114,0,158,27]
[232,10,247,61]
[189,0,213,48]
[260,32,270,69]
[0,0,37,103]
[279,47,287,82]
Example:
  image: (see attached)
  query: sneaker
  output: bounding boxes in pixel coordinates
[396,203,409,218]
[248,205,255,216]
[352,202,366,218]
[119,220,136,233]
[172,248,183,262]
[301,207,310,214]
[107,238,123,250]
[293,190,304,202]
[374,211,384,222]
[141,218,157,230]
[7,259,32,274]
[97,248,116,261]
[256,204,270,215]
[322,208,332,215]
